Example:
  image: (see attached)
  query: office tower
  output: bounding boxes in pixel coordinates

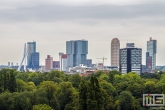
[66,40,88,68]
[45,55,53,71]
[146,37,157,71]
[87,59,92,67]
[111,38,120,67]
[53,61,60,70]
[31,52,39,70]
[59,52,64,71]
[119,43,142,74]
[27,41,40,70]
[61,54,67,71]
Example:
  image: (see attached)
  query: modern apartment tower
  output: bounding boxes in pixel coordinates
[66,40,88,69]
[27,41,39,70]
[111,38,120,67]
[146,37,157,71]
[119,43,142,74]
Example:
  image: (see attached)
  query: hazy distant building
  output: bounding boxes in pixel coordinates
[119,43,142,74]
[111,38,120,67]
[126,43,135,48]
[87,59,92,67]
[27,41,40,70]
[53,61,60,70]
[146,37,157,71]
[8,62,10,67]
[45,55,53,71]
[66,40,88,69]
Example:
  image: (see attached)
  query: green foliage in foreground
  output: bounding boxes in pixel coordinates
[0,68,165,110]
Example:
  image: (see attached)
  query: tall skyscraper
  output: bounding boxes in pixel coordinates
[111,38,120,67]
[27,41,39,70]
[45,55,53,71]
[66,40,88,68]
[146,37,157,71]
[119,43,142,74]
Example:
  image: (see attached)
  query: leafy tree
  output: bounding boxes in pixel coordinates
[8,72,16,92]
[69,74,82,89]
[86,77,104,110]
[39,81,58,105]
[119,91,134,110]
[79,81,88,110]
[57,82,76,110]
[33,104,53,110]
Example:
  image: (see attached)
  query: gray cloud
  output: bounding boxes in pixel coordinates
[0,3,164,22]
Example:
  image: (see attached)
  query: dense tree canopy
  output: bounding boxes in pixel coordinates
[0,69,165,110]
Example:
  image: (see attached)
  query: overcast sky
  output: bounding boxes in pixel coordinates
[0,0,165,66]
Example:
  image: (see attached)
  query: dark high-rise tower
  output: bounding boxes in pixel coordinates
[119,43,142,74]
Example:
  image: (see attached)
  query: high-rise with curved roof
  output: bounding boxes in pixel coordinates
[111,38,120,67]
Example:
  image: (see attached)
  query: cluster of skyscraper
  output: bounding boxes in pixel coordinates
[111,37,157,74]
[44,40,89,72]
[18,37,156,74]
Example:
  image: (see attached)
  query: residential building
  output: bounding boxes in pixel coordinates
[66,40,88,69]
[45,55,53,71]
[111,38,120,67]
[119,43,142,74]
[146,37,157,71]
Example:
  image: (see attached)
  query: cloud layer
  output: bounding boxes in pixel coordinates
[0,0,165,66]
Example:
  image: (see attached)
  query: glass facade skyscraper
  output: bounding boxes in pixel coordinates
[31,52,39,69]
[27,41,39,70]
[66,40,88,68]
[146,37,157,71]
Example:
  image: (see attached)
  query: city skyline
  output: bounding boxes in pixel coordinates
[0,0,165,66]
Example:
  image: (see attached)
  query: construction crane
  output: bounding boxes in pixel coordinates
[97,57,107,68]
